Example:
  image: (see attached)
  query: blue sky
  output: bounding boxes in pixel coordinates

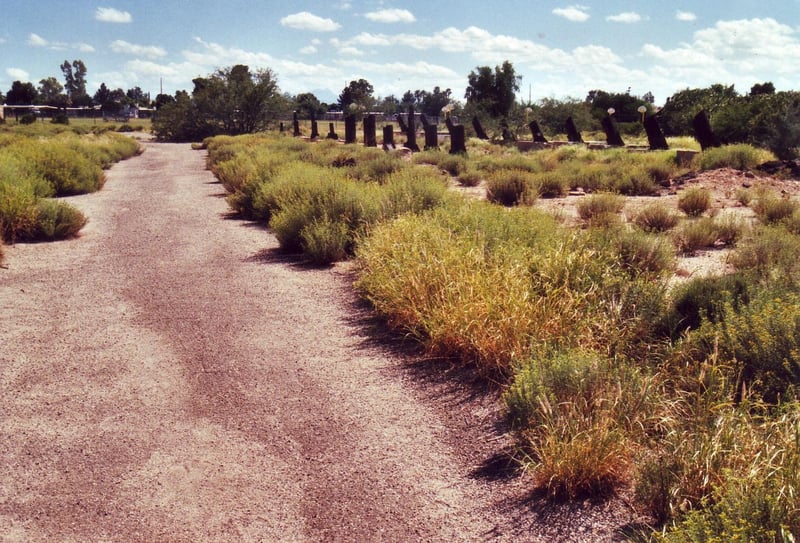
[1,1,799,105]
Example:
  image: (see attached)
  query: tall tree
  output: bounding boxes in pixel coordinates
[465,61,520,119]
[293,92,325,119]
[153,64,285,140]
[37,77,65,106]
[60,59,89,106]
[6,81,38,105]
[337,79,375,112]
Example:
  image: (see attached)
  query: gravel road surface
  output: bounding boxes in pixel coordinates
[1,140,643,542]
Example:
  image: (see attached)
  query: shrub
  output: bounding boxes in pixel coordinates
[51,112,69,125]
[752,194,798,225]
[616,230,675,277]
[666,273,750,334]
[700,291,800,403]
[633,203,680,232]
[673,216,742,255]
[0,176,41,242]
[438,154,468,177]
[505,350,653,499]
[697,143,776,171]
[19,113,37,125]
[486,169,536,206]
[678,187,712,217]
[456,169,482,187]
[301,218,350,265]
[28,199,87,240]
[576,192,624,224]
[534,171,569,198]
[731,226,800,287]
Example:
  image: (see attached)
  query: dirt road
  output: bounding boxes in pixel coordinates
[0,140,526,542]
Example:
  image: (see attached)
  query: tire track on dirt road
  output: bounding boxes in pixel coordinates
[0,140,530,542]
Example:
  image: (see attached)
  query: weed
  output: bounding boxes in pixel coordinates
[456,169,482,187]
[678,187,712,217]
[486,169,537,206]
[576,193,624,224]
[697,144,777,171]
[633,203,680,232]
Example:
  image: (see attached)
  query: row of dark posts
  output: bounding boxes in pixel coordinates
[291,105,716,154]
[293,106,467,155]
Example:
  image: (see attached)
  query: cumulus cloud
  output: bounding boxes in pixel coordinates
[6,67,30,81]
[95,7,132,23]
[640,17,800,94]
[676,11,697,22]
[28,33,49,47]
[280,12,341,32]
[27,32,94,52]
[606,12,641,23]
[300,45,318,54]
[110,40,167,58]
[364,9,416,23]
[552,5,590,22]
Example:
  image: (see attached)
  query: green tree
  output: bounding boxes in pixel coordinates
[293,92,325,119]
[153,65,284,141]
[37,77,65,106]
[465,61,520,119]
[60,59,90,106]
[750,82,776,96]
[585,89,652,122]
[337,79,375,112]
[6,81,38,105]
[659,84,739,136]
[526,96,597,137]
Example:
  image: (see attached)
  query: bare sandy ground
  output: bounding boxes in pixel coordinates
[0,140,649,542]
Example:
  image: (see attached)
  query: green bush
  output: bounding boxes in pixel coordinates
[699,291,800,403]
[456,169,482,187]
[615,230,675,277]
[697,144,776,171]
[633,203,680,232]
[666,274,750,334]
[19,113,37,125]
[673,215,743,255]
[505,349,653,499]
[731,226,800,287]
[678,187,712,217]
[301,218,350,265]
[576,192,624,224]
[533,171,568,198]
[752,194,798,225]
[486,169,537,206]
[29,198,87,240]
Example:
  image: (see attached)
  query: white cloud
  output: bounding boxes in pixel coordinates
[640,17,800,93]
[606,12,641,23]
[552,5,590,22]
[300,45,318,54]
[28,33,48,47]
[364,9,416,23]
[27,32,94,52]
[95,7,132,23]
[676,11,697,22]
[280,12,341,32]
[110,40,167,58]
[6,68,30,81]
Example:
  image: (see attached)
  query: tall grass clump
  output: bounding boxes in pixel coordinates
[576,192,624,226]
[678,187,712,217]
[731,225,800,287]
[697,143,777,171]
[752,191,798,225]
[633,203,680,232]
[486,169,537,206]
[505,349,657,498]
[673,215,744,255]
[29,199,88,240]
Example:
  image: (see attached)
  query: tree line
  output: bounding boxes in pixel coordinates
[5,58,797,159]
[2,59,152,116]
